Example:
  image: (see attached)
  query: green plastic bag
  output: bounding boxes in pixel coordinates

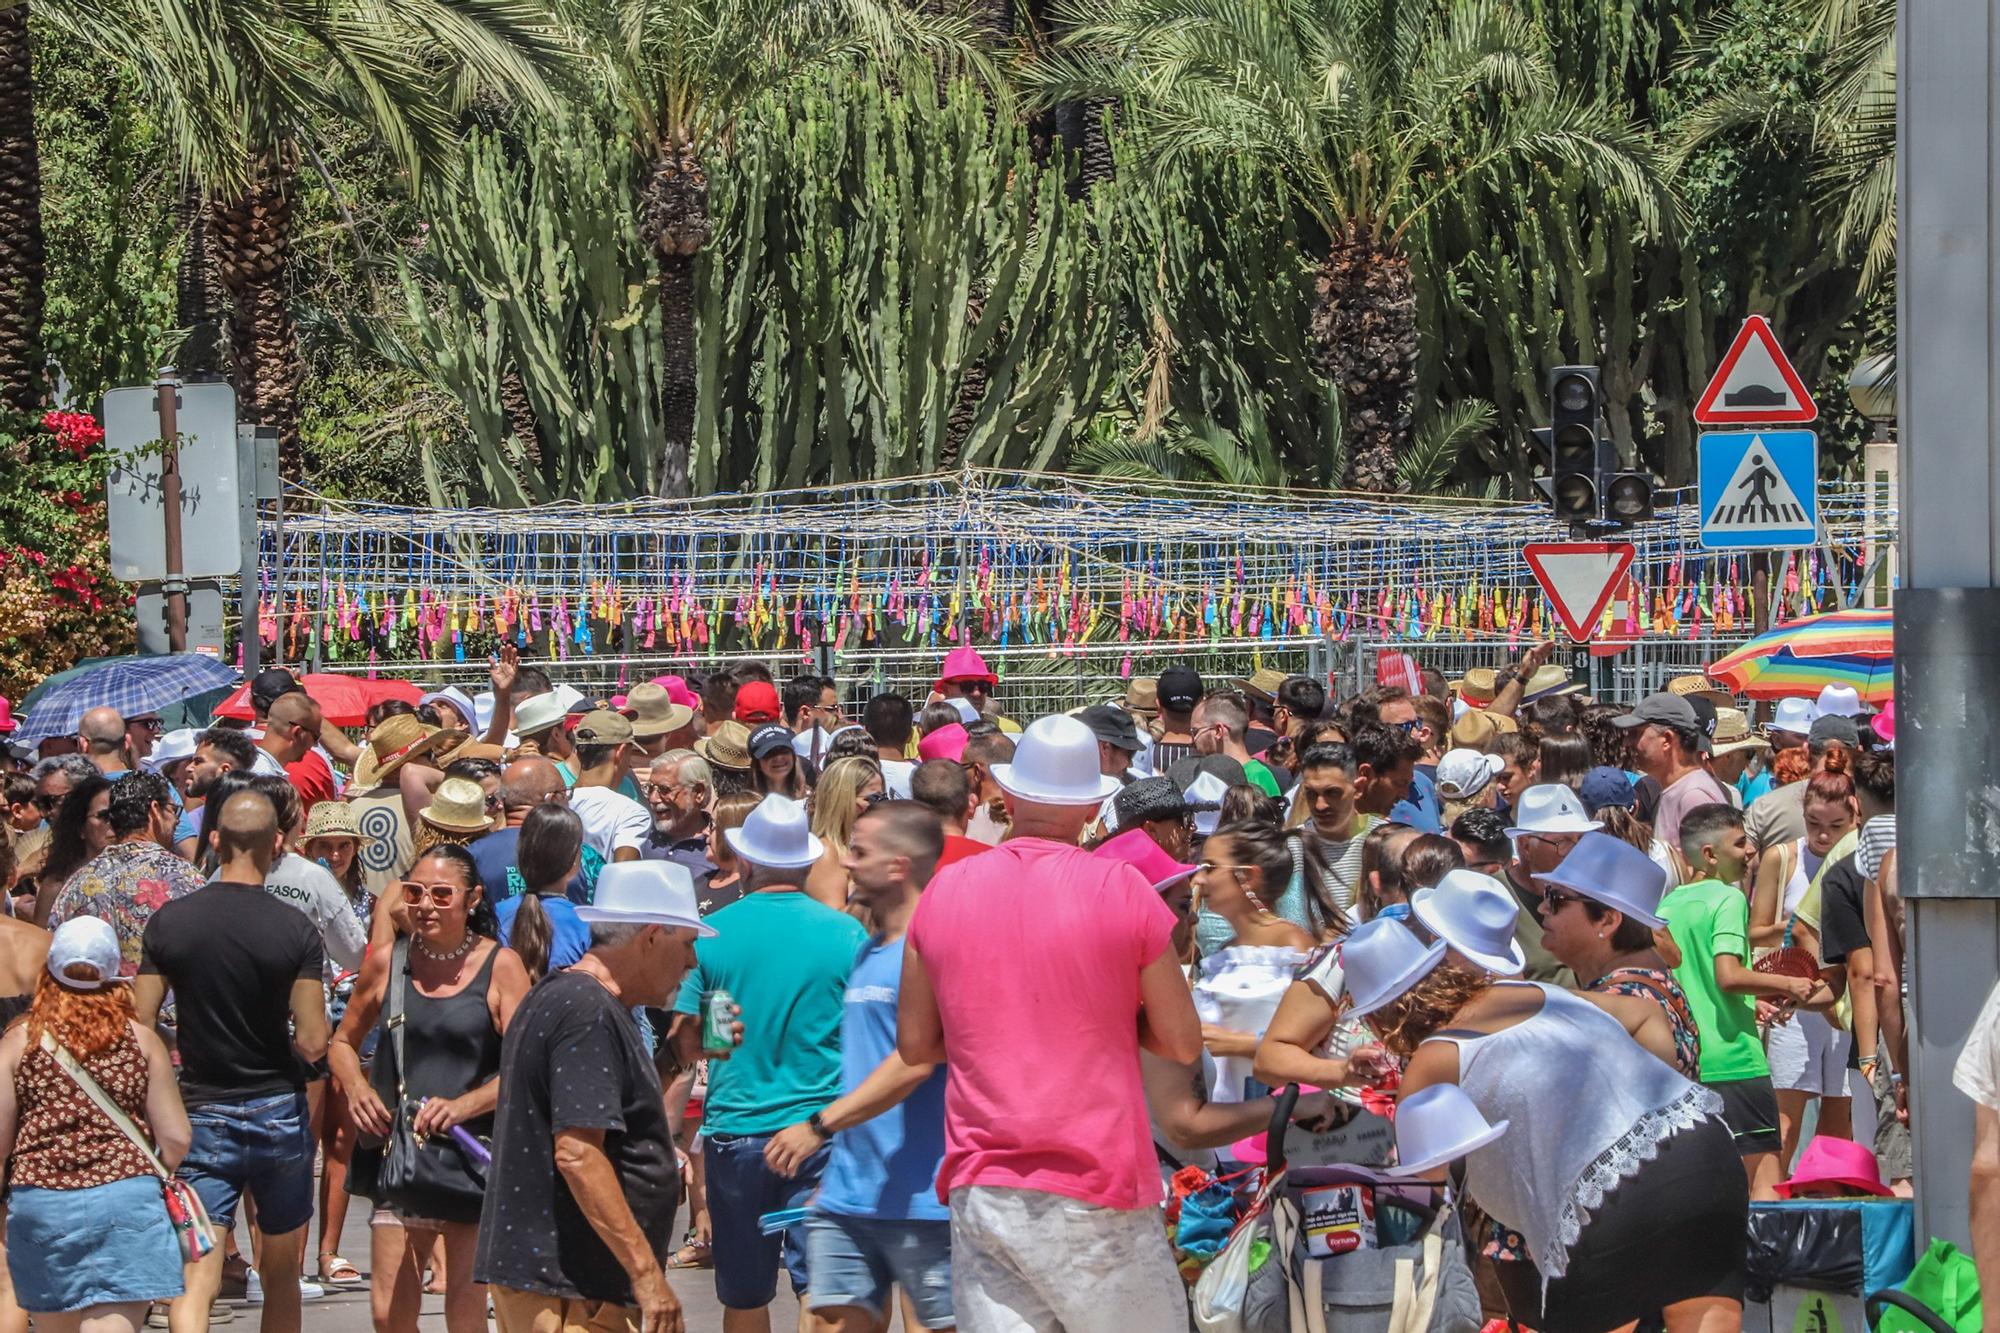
[1876,1239,1982,1333]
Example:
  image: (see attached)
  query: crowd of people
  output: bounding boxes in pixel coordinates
[0,636,1983,1333]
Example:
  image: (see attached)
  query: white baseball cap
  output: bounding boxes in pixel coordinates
[47,918,128,990]
[143,727,201,771]
[989,715,1121,806]
[1435,749,1504,801]
[573,861,715,935]
[1502,784,1602,838]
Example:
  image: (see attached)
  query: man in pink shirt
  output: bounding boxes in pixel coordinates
[1614,691,1732,846]
[898,714,1202,1332]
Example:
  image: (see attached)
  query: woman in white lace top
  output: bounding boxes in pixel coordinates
[1367,948,1748,1333]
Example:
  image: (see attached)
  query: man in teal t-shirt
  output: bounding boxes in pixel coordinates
[670,794,868,1321]
[1663,802,1819,1201]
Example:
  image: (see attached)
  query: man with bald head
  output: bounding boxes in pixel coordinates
[77,705,132,777]
[469,756,600,903]
[138,788,328,1333]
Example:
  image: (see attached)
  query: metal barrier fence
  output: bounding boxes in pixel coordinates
[1345,636,1749,706]
[315,635,1336,720]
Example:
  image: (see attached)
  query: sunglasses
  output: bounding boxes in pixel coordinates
[1541,887,1584,913]
[1392,718,1423,734]
[31,792,62,812]
[399,880,468,906]
[131,717,164,733]
[861,790,888,808]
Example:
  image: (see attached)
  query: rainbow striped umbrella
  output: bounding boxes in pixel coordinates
[1707,608,1894,705]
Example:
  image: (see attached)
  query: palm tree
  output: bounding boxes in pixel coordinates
[37,0,566,468]
[569,0,1001,496]
[0,2,43,414]
[1032,0,1665,492]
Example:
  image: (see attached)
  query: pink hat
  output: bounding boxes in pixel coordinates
[934,647,997,692]
[1871,700,1895,745]
[918,723,969,763]
[653,675,701,710]
[1773,1136,1892,1199]
[0,696,14,733]
[1091,827,1197,893]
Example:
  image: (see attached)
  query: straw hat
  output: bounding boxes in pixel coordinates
[1667,674,1732,709]
[1709,707,1769,757]
[1236,668,1287,703]
[1519,665,1583,702]
[353,714,455,788]
[1455,667,1499,705]
[1449,708,1518,751]
[419,777,495,835]
[624,682,695,740]
[1124,677,1159,719]
[303,801,362,842]
[696,720,752,771]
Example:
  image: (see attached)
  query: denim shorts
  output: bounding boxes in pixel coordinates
[7,1177,186,1312]
[805,1213,953,1326]
[178,1089,315,1234]
[701,1133,829,1310]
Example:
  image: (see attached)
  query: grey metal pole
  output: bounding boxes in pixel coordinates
[1897,1,2000,1251]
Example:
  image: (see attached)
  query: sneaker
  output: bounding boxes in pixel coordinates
[241,1271,326,1304]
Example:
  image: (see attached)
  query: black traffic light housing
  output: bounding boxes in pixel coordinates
[1536,365,1656,531]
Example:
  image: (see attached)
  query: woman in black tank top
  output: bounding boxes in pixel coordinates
[328,847,529,1333]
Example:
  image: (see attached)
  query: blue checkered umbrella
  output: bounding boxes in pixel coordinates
[14,653,241,745]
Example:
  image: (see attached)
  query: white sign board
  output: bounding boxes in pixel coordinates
[103,382,243,582]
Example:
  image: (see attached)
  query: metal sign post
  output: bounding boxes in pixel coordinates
[156,371,187,652]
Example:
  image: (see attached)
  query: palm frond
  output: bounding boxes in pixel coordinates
[1396,398,1494,492]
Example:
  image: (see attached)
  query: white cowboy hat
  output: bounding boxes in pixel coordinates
[1341,917,1449,1019]
[1384,1083,1510,1177]
[989,715,1121,806]
[1410,869,1528,975]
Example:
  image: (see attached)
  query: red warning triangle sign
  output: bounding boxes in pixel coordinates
[1693,315,1818,424]
[1524,542,1636,643]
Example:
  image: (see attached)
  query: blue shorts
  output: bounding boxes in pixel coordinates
[178,1089,315,1234]
[702,1133,829,1310]
[805,1213,954,1326]
[7,1177,186,1312]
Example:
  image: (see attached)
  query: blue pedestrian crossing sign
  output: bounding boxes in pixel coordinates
[1698,430,1819,550]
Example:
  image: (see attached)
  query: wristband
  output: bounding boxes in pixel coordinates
[807,1111,832,1141]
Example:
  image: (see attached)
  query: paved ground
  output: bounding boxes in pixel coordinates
[256,1202,824,1332]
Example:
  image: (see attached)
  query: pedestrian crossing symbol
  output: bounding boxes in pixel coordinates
[1698,430,1819,550]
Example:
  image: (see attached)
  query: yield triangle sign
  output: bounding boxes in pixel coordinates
[1524,541,1636,643]
[1693,315,1817,424]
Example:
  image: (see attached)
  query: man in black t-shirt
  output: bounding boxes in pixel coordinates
[135,789,327,1333]
[476,864,720,1333]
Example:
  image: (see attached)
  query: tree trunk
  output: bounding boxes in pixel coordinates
[0,2,46,416]
[175,176,222,376]
[640,141,711,499]
[1311,225,1417,492]
[209,148,304,474]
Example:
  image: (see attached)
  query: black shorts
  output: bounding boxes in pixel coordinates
[1494,1116,1749,1333]
[1710,1075,1781,1155]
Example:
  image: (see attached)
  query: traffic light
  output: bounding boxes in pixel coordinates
[1548,367,1601,520]
[1603,471,1655,524]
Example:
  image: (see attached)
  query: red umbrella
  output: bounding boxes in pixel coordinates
[211,674,424,727]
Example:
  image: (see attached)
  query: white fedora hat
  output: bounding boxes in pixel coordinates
[1384,1083,1510,1177]
[421,686,479,730]
[1411,869,1527,975]
[1342,916,1448,1018]
[989,715,1121,806]
[1768,696,1819,737]
[1815,683,1864,719]
[1502,784,1602,839]
[1184,770,1229,835]
[1536,831,1670,928]
[510,692,570,739]
[724,794,825,870]
[574,860,715,936]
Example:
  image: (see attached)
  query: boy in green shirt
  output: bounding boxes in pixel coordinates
[1663,802,1818,1200]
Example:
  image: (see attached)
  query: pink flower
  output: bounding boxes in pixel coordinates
[132,878,171,911]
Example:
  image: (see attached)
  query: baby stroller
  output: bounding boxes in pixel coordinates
[1194,1086,1482,1333]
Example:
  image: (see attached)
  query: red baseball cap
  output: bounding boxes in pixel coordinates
[734,681,782,725]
